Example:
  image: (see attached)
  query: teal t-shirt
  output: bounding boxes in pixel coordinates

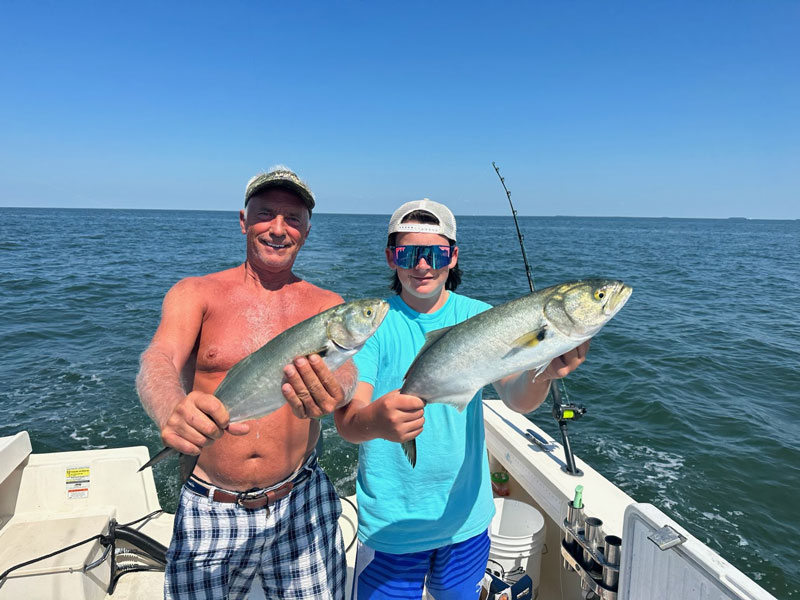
[352,292,496,553]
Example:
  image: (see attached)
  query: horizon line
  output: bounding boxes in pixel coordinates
[0,205,797,221]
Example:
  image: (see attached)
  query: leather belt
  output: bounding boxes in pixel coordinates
[185,453,316,510]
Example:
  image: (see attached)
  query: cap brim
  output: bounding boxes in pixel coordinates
[245,181,315,211]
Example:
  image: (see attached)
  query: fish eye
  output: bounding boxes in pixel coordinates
[594,289,606,301]
[364,308,373,317]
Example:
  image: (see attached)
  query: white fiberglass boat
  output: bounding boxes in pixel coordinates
[0,399,778,600]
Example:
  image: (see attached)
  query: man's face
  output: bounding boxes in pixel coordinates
[239,189,311,273]
[386,230,458,300]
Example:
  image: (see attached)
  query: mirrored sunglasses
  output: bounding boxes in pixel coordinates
[389,245,454,269]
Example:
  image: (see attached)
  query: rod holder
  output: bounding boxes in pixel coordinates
[602,535,622,590]
[582,517,604,575]
[561,501,620,600]
[563,500,585,570]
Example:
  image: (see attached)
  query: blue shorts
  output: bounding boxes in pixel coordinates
[351,529,491,600]
[165,457,345,600]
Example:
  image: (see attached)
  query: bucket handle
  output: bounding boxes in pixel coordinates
[486,558,506,579]
[487,558,527,583]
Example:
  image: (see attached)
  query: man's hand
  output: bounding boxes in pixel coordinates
[282,354,348,419]
[367,390,425,443]
[160,390,250,455]
[539,340,590,380]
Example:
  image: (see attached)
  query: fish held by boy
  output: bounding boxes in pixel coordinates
[139,298,389,478]
[400,279,632,467]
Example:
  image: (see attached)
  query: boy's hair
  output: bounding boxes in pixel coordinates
[387,210,461,294]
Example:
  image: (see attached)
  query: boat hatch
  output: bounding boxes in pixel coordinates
[618,503,777,600]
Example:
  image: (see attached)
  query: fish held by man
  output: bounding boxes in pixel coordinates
[139,298,389,475]
[400,279,632,467]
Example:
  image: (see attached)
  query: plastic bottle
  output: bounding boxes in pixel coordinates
[491,470,510,496]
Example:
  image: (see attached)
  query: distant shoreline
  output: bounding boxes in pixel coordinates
[1,206,798,221]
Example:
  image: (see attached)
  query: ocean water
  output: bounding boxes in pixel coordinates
[1,208,798,597]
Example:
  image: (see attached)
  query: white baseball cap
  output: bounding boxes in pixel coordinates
[388,198,457,242]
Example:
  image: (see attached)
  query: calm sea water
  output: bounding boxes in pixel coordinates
[1,208,798,597]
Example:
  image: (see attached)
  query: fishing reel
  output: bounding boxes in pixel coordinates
[552,399,587,423]
[550,382,585,476]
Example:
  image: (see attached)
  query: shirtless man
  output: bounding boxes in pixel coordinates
[136,167,351,600]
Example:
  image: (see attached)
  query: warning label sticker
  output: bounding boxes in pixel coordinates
[66,467,90,479]
[66,466,90,499]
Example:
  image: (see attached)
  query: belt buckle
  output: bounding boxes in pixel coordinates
[236,490,268,510]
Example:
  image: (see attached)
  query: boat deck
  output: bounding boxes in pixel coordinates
[1,400,779,600]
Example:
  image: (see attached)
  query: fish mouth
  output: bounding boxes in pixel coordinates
[374,301,390,324]
[331,338,352,352]
[603,283,633,317]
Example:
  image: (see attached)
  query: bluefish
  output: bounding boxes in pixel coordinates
[400,279,632,467]
[139,298,389,479]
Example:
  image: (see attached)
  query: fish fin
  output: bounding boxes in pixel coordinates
[307,345,329,358]
[511,326,547,348]
[179,454,199,484]
[401,439,417,468]
[433,392,480,412]
[138,447,198,486]
[402,326,453,381]
[227,394,288,424]
[138,446,177,472]
[504,326,548,358]
[421,326,453,350]
[531,363,549,382]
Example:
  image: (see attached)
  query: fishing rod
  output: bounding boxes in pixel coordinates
[492,162,535,293]
[491,162,585,476]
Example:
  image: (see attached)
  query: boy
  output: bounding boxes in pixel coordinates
[335,199,589,599]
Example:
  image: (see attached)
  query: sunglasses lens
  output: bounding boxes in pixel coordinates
[393,246,414,269]
[432,246,452,268]
[392,246,452,269]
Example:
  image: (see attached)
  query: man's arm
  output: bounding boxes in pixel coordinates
[334,382,425,444]
[136,278,247,454]
[493,341,590,414]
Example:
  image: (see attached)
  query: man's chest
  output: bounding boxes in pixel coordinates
[195,296,321,374]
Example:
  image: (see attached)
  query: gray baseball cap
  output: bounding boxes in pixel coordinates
[244,167,315,213]
[388,198,457,242]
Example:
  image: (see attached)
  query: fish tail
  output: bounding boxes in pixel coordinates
[179,453,199,484]
[401,439,417,468]
[138,446,177,472]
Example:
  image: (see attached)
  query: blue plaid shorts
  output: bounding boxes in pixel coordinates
[165,457,345,599]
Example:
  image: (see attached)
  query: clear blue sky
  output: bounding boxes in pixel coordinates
[1,1,797,218]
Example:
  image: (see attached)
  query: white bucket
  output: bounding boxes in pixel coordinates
[488,498,546,592]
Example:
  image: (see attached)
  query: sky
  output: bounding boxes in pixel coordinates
[1,1,798,218]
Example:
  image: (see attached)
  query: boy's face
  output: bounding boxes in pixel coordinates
[386,230,458,301]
